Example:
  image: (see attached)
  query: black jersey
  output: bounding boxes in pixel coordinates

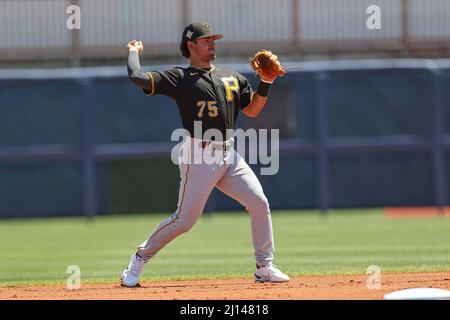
[141,65,253,140]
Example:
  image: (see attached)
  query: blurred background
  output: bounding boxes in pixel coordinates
[1,0,449,219]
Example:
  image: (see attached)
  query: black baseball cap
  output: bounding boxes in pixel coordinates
[181,22,223,43]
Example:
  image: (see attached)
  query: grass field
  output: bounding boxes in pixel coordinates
[1,209,450,286]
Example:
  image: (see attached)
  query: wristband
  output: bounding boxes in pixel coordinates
[260,78,274,84]
[256,81,271,97]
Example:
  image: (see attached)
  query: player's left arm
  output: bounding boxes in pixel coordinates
[242,75,276,118]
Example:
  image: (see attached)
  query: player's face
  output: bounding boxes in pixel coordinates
[190,37,216,61]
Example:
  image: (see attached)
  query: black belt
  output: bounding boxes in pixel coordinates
[199,140,230,151]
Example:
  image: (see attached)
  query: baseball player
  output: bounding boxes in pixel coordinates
[121,22,289,287]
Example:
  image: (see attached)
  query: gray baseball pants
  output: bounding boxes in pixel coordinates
[137,138,274,266]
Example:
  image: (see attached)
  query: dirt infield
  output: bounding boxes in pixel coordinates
[384,206,450,218]
[1,272,449,300]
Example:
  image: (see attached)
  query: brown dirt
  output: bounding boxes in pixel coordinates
[384,206,450,218]
[1,272,449,300]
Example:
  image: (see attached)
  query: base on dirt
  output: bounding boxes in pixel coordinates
[384,287,450,300]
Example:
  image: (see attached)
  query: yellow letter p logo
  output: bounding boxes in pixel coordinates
[221,76,239,102]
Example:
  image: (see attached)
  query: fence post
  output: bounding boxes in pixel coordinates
[181,0,190,27]
[81,78,97,219]
[401,0,410,55]
[432,70,447,214]
[315,72,329,214]
[292,0,301,52]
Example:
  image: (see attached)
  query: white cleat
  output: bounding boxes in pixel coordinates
[254,263,290,283]
[121,253,146,287]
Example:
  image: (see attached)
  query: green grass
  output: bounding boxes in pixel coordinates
[1,209,450,286]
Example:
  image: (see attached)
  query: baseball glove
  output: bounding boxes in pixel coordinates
[250,49,286,80]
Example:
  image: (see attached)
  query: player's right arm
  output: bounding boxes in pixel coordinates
[126,40,181,98]
[127,40,154,93]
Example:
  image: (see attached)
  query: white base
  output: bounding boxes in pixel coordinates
[384,288,450,300]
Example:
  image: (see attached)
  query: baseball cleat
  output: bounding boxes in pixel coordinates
[120,252,146,287]
[254,263,290,283]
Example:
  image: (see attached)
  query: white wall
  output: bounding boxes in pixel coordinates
[0,0,71,48]
[300,0,402,40]
[189,0,294,42]
[0,0,449,50]
[80,0,182,46]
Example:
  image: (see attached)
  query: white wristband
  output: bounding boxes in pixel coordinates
[261,78,274,84]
